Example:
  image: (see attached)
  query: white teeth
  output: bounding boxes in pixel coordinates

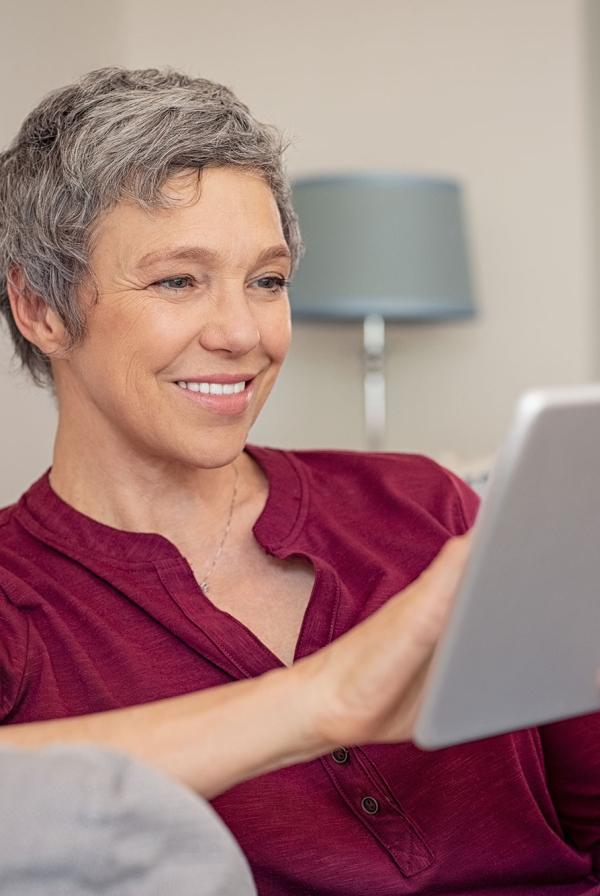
[176,380,247,394]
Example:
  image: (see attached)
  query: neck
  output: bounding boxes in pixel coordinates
[49,416,259,555]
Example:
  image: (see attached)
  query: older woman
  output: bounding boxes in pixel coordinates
[0,67,598,895]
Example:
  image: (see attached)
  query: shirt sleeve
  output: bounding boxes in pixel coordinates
[0,582,29,720]
[537,711,600,868]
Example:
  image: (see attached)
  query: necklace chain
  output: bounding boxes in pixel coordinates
[200,463,239,595]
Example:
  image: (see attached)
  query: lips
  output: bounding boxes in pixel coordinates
[172,375,257,416]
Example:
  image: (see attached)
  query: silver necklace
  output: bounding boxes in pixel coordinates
[200,463,239,595]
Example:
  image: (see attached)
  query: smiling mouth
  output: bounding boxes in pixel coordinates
[175,380,248,395]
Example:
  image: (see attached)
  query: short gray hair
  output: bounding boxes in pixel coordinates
[0,67,302,387]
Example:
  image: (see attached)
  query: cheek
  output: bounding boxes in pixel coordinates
[101,302,189,377]
[79,297,148,363]
[260,303,292,363]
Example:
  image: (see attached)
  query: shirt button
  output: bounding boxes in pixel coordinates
[331,747,349,764]
[361,796,380,815]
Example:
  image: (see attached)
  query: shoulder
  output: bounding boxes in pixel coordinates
[0,499,17,529]
[287,447,459,488]
[0,497,33,599]
[0,574,30,721]
[252,445,480,535]
[0,473,43,539]
[0,495,38,670]
[0,497,41,720]
[0,471,57,570]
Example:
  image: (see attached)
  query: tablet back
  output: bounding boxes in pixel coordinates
[414,384,600,749]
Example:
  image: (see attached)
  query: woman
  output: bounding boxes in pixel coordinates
[0,67,598,894]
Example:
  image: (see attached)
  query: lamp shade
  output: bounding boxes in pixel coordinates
[289,173,476,321]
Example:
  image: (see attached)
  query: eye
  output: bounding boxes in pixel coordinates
[153,275,195,291]
[252,275,290,293]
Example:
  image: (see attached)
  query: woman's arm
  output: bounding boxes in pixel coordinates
[0,662,322,800]
[0,535,470,799]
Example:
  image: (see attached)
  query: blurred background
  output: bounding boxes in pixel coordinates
[1,0,599,505]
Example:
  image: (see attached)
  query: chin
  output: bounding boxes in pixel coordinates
[165,433,249,471]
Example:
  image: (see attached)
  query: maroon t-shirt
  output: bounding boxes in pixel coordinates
[0,445,599,895]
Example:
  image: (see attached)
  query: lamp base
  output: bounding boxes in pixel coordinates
[363,314,386,450]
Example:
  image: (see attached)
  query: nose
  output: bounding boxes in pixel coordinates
[198,282,261,356]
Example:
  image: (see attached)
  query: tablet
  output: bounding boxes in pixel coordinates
[413,383,600,750]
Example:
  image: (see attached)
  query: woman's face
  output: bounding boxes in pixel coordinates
[55,166,293,469]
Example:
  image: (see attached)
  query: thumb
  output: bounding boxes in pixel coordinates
[401,531,473,648]
[419,530,472,590]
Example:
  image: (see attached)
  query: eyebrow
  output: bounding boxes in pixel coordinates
[135,243,292,270]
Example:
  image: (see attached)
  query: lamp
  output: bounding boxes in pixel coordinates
[289,173,476,448]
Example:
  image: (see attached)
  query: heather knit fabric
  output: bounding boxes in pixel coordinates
[0,745,256,894]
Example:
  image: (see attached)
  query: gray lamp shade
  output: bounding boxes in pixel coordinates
[289,173,476,321]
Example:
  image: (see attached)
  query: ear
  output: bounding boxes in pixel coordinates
[6,267,69,358]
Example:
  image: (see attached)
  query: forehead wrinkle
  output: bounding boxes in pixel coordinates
[134,242,291,272]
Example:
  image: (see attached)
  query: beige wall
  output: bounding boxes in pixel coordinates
[0,0,596,504]
[0,0,123,505]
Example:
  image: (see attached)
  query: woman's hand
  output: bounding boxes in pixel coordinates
[296,533,472,751]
